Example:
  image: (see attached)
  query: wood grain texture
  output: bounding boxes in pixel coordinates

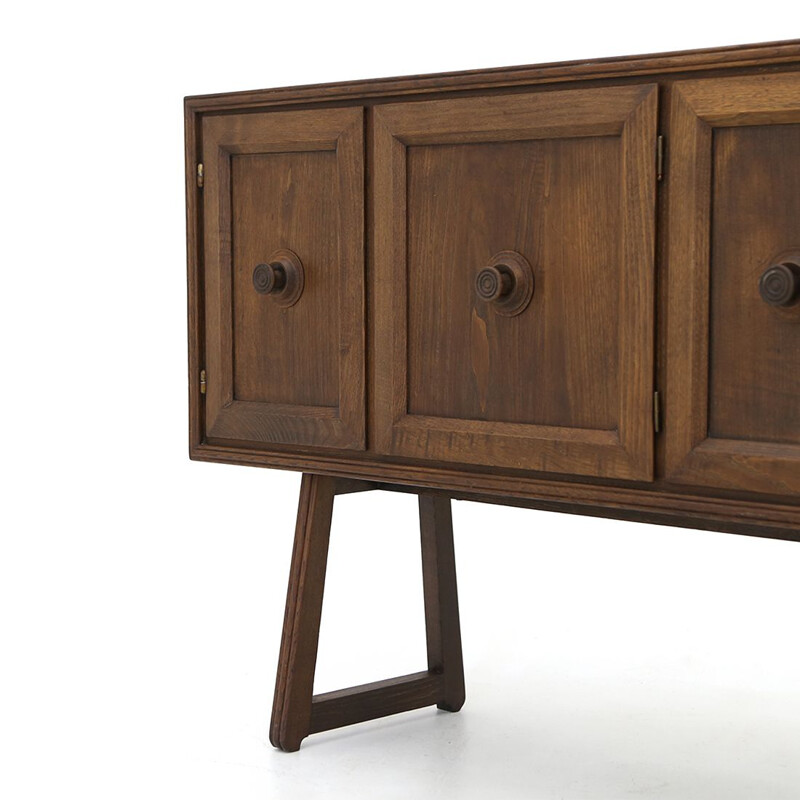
[663,83,713,480]
[470,308,490,413]
[664,73,800,495]
[667,72,800,126]
[232,152,337,406]
[374,84,657,480]
[419,495,465,712]
[309,672,443,734]
[208,401,346,446]
[710,126,800,444]
[189,442,800,539]
[271,478,465,750]
[202,107,365,451]
[270,474,336,752]
[185,43,800,543]
[406,138,619,428]
[371,86,641,144]
[185,101,203,453]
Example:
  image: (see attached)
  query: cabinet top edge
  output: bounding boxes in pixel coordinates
[184,39,800,113]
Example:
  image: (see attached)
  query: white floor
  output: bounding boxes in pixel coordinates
[3,472,799,799]
[176,660,800,800]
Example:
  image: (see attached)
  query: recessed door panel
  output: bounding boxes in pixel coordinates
[710,125,800,445]
[231,151,339,408]
[665,74,800,495]
[406,137,620,431]
[374,85,658,480]
[202,108,364,450]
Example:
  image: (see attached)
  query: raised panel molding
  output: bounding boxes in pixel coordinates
[201,107,365,451]
[373,85,658,480]
[664,73,800,495]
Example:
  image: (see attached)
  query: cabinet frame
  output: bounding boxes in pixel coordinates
[184,41,800,541]
[664,73,800,496]
[373,85,659,481]
[200,108,366,451]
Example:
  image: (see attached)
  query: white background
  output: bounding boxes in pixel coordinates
[1,3,799,798]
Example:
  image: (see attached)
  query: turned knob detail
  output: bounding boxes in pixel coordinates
[253,249,305,307]
[474,251,534,316]
[475,266,514,302]
[759,262,800,308]
[253,262,287,294]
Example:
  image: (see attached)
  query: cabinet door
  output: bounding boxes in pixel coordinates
[201,108,365,450]
[665,74,800,496]
[373,85,658,480]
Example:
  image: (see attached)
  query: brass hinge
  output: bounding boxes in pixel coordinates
[196,163,204,188]
[656,135,665,182]
[653,390,662,433]
[199,369,207,395]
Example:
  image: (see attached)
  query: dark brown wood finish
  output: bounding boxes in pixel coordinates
[309,672,445,734]
[664,73,800,496]
[270,473,335,752]
[270,476,464,751]
[758,261,800,308]
[186,41,800,752]
[373,85,657,480]
[419,494,465,711]
[186,41,800,544]
[251,249,305,307]
[201,108,365,451]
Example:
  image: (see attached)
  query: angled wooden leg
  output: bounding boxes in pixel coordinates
[270,476,465,751]
[419,494,466,712]
[270,474,336,752]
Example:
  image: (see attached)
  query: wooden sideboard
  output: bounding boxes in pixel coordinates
[185,40,800,751]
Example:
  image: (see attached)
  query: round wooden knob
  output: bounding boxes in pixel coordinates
[474,251,534,316]
[253,262,287,295]
[759,262,800,308]
[475,266,514,302]
[252,249,304,307]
